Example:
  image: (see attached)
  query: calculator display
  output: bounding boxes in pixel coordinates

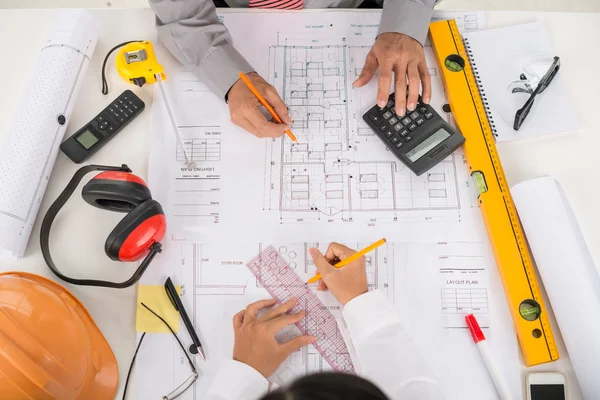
[405,128,451,162]
[76,130,99,150]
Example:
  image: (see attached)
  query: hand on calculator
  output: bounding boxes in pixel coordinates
[354,32,432,117]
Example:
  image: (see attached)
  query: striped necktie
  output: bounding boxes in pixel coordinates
[249,0,303,10]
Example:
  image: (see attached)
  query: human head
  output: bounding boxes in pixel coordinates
[260,373,390,400]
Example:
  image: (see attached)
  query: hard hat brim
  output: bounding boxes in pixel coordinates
[0,272,118,400]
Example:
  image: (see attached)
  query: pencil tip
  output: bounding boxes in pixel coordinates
[198,347,206,361]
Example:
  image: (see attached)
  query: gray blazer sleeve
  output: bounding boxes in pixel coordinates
[378,0,438,45]
[149,0,254,101]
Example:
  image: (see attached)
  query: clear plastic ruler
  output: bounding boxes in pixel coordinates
[246,246,355,374]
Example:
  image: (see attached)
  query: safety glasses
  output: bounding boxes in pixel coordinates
[122,303,198,400]
[512,56,561,130]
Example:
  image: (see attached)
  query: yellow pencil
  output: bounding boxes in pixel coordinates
[306,238,387,284]
[237,72,297,143]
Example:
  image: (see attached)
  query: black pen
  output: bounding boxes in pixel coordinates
[165,277,206,360]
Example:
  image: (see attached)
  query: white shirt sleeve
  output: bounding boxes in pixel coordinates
[206,290,444,400]
[343,290,445,400]
[206,359,269,400]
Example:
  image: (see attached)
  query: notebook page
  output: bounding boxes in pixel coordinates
[462,22,580,142]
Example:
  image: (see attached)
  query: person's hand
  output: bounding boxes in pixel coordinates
[309,243,368,305]
[232,298,316,378]
[227,72,292,138]
[354,32,432,117]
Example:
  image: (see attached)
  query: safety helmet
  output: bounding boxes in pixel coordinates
[0,272,118,399]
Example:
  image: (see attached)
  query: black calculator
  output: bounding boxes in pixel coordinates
[61,90,145,163]
[363,93,465,176]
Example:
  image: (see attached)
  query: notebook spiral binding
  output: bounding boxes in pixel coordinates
[463,37,498,136]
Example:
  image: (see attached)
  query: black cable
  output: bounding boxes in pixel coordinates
[122,332,146,400]
[122,303,198,400]
[40,164,163,289]
[102,40,144,95]
[141,303,197,374]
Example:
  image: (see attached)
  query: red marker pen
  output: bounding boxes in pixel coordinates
[465,314,512,400]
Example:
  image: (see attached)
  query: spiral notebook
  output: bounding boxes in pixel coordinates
[461,21,580,142]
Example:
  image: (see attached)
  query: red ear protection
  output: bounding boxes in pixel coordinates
[105,200,166,261]
[41,164,166,289]
[81,171,166,261]
[82,171,152,212]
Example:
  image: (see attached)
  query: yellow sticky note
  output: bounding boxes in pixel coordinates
[136,285,181,333]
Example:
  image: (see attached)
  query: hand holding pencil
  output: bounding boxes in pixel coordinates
[228,72,297,142]
[308,240,385,305]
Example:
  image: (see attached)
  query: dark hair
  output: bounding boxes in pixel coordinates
[260,373,390,400]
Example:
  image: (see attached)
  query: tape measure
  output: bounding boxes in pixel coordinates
[429,20,559,366]
[111,40,195,169]
[115,41,166,87]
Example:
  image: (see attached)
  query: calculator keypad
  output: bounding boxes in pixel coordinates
[366,93,437,148]
[369,114,384,126]
[362,92,466,176]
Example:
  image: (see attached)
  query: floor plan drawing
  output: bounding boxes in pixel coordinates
[155,240,395,398]
[265,40,461,224]
[187,241,394,299]
[137,237,502,400]
[141,11,522,400]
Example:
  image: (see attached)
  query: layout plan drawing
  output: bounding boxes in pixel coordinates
[149,11,487,242]
[261,14,484,225]
[143,9,522,400]
[150,67,227,232]
[264,42,460,223]
[136,238,517,400]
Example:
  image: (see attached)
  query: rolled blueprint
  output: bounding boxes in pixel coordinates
[0,10,99,258]
[511,177,600,398]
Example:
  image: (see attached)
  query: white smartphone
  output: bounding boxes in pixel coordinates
[526,372,566,400]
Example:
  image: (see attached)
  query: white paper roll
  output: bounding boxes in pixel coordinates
[511,177,600,398]
[0,10,99,259]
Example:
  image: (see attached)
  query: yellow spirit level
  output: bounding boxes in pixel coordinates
[429,20,559,366]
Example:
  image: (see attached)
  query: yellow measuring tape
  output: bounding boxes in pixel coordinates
[429,20,559,366]
[113,41,195,169]
[115,41,165,86]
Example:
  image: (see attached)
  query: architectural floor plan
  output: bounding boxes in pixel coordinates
[149,11,486,242]
[136,237,509,400]
[143,10,521,400]
[264,41,461,224]
[261,13,484,226]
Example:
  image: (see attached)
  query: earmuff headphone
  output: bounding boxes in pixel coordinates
[41,164,166,289]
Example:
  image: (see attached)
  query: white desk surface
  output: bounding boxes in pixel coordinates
[0,7,598,400]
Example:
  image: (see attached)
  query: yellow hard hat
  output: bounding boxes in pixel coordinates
[0,272,118,399]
